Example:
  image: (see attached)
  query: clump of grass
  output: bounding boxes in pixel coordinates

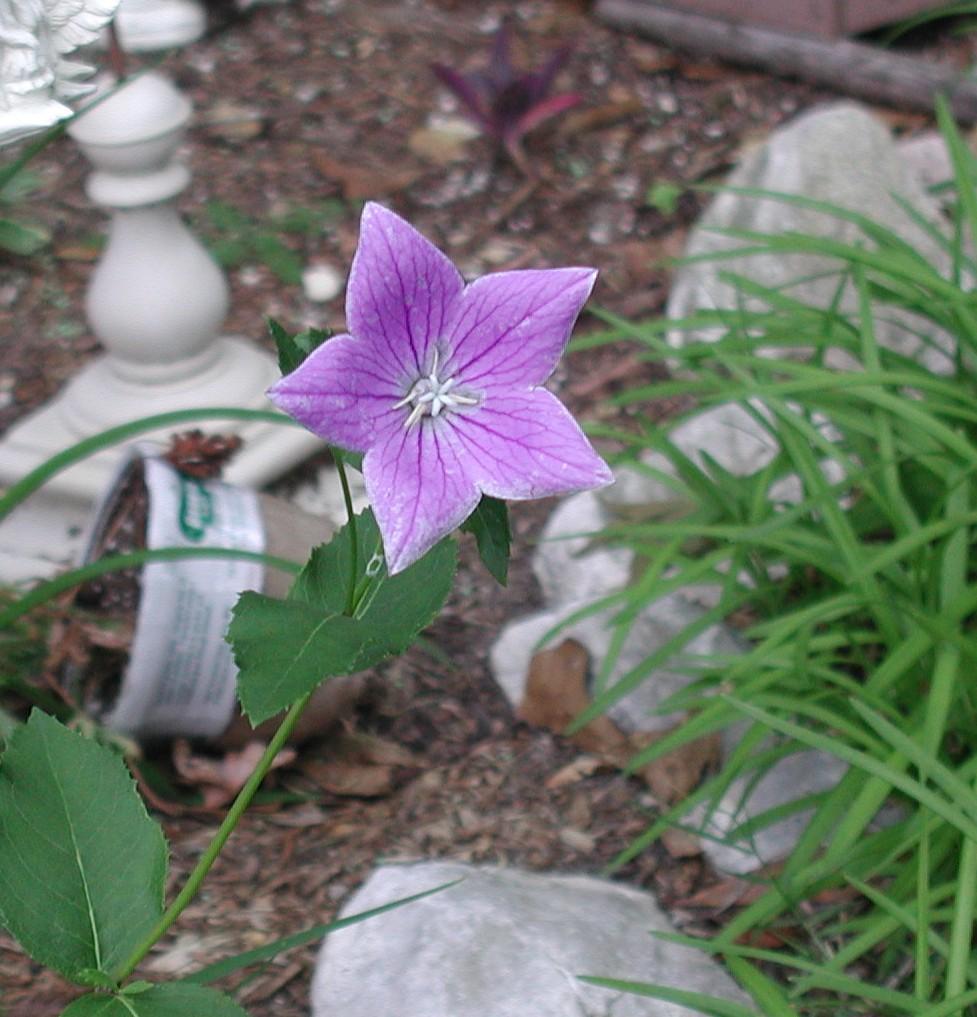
[579,98,977,1014]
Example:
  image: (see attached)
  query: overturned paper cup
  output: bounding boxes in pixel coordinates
[63,446,365,745]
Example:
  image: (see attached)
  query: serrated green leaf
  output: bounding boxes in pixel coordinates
[460,495,510,585]
[268,318,298,375]
[0,217,49,255]
[60,983,249,1016]
[230,511,456,723]
[229,596,368,722]
[335,447,363,472]
[268,318,332,375]
[0,711,167,983]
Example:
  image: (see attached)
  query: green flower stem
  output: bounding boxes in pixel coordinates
[0,408,297,524]
[0,548,301,629]
[114,689,314,983]
[333,454,359,616]
[111,448,363,982]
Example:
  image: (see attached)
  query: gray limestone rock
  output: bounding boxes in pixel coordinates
[597,403,779,517]
[597,402,846,527]
[897,130,953,197]
[692,749,849,875]
[310,861,752,1017]
[489,592,744,734]
[532,490,634,607]
[667,102,956,375]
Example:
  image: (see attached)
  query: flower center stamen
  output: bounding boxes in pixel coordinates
[394,349,479,429]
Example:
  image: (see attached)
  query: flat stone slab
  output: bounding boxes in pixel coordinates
[693,748,849,874]
[490,593,744,734]
[311,861,751,1017]
[667,102,955,375]
[533,490,634,607]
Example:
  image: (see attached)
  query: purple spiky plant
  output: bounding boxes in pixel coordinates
[431,18,582,169]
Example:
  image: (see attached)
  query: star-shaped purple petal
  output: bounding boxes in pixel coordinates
[268,202,613,574]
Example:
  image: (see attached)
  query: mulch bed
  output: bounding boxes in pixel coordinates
[1,0,971,1013]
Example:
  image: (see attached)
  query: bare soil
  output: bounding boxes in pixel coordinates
[0,1,970,1013]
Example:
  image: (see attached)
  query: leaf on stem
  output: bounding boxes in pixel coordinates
[267,318,332,376]
[229,509,456,724]
[460,494,511,585]
[60,982,249,1016]
[0,711,168,984]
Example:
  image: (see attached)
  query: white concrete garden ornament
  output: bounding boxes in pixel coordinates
[0,0,121,146]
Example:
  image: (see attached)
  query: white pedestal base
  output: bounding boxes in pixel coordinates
[113,0,207,51]
[0,338,324,582]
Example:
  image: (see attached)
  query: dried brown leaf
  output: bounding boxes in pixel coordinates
[557,99,645,137]
[304,760,398,797]
[544,754,604,789]
[675,876,767,914]
[517,639,629,757]
[661,826,703,859]
[311,151,420,200]
[329,729,424,768]
[408,127,471,165]
[172,739,296,808]
[630,728,721,805]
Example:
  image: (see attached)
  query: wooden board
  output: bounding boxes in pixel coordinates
[636,0,950,39]
[595,0,977,122]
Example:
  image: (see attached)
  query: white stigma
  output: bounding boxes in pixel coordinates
[394,349,479,429]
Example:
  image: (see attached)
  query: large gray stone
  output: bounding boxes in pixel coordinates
[311,861,752,1017]
[692,749,849,875]
[597,403,779,516]
[667,102,956,375]
[489,592,744,734]
[533,490,634,607]
[596,402,844,522]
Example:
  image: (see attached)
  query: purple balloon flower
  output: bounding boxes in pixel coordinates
[268,203,613,574]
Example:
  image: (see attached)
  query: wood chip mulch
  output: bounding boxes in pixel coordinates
[2,0,968,1013]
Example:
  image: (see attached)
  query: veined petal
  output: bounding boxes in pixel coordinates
[444,267,596,391]
[364,420,480,574]
[347,203,464,380]
[451,388,613,499]
[267,334,403,453]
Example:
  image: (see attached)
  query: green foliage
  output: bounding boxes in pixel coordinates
[644,181,682,216]
[60,983,248,1016]
[199,199,346,284]
[882,2,977,43]
[0,705,18,747]
[0,711,167,984]
[183,879,458,985]
[581,99,977,1013]
[268,318,332,375]
[229,509,457,724]
[0,166,49,255]
[460,495,511,585]
[580,976,761,1017]
[0,586,62,715]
